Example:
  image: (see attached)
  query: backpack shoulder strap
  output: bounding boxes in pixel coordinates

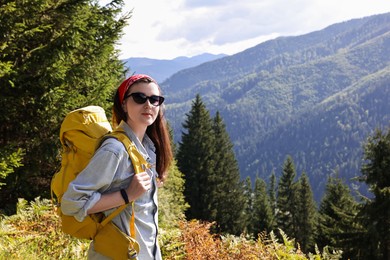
[99,127,151,238]
[106,128,151,174]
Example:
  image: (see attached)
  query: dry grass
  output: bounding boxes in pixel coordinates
[0,198,341,259]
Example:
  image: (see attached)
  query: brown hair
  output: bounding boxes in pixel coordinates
[112,78,173,182]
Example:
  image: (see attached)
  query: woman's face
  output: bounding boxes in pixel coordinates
[123,81,161,132]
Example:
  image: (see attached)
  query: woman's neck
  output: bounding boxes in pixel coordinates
[126,120,146,141]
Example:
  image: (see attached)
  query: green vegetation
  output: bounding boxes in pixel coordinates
[359,129,390,259]
[295,173,318,252]
[162,13,390,200]
[1,1,389,258]
[250,177,275,234]
[175,95,390,259]
[316,176,361,259]
[0,198,342,259]
[177,96,246,235]
[0,0,129,211]
[177,94,216,221]
[0,148,24,189]
[158,160,189,228]
[0,198,89,259]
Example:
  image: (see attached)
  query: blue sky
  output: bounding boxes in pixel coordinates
[110,0,390,60]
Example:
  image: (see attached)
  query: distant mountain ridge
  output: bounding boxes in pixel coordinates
[123,53,227,83]
[160,12,390,200]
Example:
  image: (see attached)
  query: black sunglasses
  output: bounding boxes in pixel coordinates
[124,92,165,106]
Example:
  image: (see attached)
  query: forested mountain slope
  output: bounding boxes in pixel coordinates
[161,12,390,200]
[247,68,390,200]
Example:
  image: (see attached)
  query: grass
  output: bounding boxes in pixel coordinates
[0,198,342,259]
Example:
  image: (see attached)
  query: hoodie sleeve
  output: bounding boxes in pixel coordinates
[60,139,128,222]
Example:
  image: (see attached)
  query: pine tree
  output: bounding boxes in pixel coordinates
[277,156,298,238]
[177,94,215,221]
[251,177,274,235]
[0,0,129,209]
[158,122,188,228]
[210,111,246,235]
[359,128,390,259]
[242,176,253,234]
[158,160,189,228]
[269,170,277,217]
[294,172,317,253]
[0,149,24,189]
[316,175,360,259]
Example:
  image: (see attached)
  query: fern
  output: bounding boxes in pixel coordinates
[0,198,89,259]
[0,198,343,259]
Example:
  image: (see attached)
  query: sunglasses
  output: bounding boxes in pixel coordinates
[124,92,165,106]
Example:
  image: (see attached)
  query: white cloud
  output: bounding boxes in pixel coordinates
[114,0,390,59]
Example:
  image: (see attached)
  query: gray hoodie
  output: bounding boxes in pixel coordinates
[61,121,161,259]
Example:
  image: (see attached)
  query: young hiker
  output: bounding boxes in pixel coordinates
[61,74,173,259]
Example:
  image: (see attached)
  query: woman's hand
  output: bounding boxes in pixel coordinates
[87,171,151,214]
[126,171,151,201]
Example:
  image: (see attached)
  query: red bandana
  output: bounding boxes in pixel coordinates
[118,74,157,104]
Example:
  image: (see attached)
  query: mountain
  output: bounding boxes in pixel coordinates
[123,53,227,83]
[161,12,390,201]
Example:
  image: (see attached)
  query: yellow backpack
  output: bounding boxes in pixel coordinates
[51,106,149,259]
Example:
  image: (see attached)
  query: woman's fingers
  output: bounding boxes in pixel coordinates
[126,171,152,201]
[136,171,151,188]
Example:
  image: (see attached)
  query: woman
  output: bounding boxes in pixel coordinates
[61,74,173,259]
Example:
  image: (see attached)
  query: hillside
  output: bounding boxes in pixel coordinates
[247,68,390,200]
[161,12,390,200]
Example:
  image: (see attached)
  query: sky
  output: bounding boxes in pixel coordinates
[108,0,390,60]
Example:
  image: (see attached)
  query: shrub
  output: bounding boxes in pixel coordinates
[0,198,342,259]
[163,220,342,260]
[0,198,89,259]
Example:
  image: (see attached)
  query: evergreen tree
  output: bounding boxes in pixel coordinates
[158,160,189,228]
[251,177,274,235]
[277,156,298,238]
[0,149,24,189]
[0,0,129,210]
[269,170,277,217]
[210,111,246,235]
[159,122,188,228]
[359,128,390,259]
[177,94,215,220]
[242,176,253,234]
[294,172,317,253]
[316,175,360,259]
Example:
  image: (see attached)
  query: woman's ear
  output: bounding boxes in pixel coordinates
[122,102,127,113]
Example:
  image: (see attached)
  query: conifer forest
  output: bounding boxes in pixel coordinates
[1,1,389,259]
